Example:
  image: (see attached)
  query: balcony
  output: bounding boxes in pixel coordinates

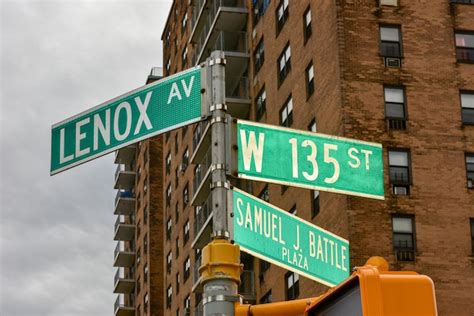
[114,145,136,165]
[114,269,135,294]
[190,0,248,45]
[193,30,249,80]
[239,270,256,304]
[114,216,135,241]
[114,190,135,216]
[226,76,250,119]
[114,164,136,190]
[192,195,213,249]
[114,295,134,316]
[192,150,213,207]
[192,254,203,293]
[114,241,135,267]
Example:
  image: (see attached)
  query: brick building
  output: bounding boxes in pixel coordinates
[114,0,474,315]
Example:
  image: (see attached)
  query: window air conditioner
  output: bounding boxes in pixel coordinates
[385,57,401,68]
[393,186,408,195]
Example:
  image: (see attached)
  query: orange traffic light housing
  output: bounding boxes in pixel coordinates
[234,257,437,316]
[305,257,437,316]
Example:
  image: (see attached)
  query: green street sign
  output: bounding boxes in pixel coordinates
[51,66,203,175]
[230,188,350,287]
[236,120,384,200]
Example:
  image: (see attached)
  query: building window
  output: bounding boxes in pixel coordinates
[143,206,148,225]
[278,44,292,84]
[311,190,320,218]
[176,237,180,258]
[306,62,315,98]
[182,147,189,171]
[255,87,267,121]
[175,133,179,154]
[166,152,171,174]
[143,233,148,254]
[144,293,149,313]
[137,247,141,265]
[276,0,289,34]
[259,185,269,202]
[166,183,172,206]
[461,91,474,124]
[176,272,180,294]
[137,276,141,295]
[166,58,171,75]
[392,215,415,261]
[166,217,172,240]
[470,219,474,255]
[167,251,172,273]
[451,0,474,3]
[466,153,474,188]
[167,285,173,309]
[308,119,317,133]
[384,86,407,130]
[183,220,190,244]
[182,47,188,68]
[175,202,180,222]
[183,183,189,206]
[303,7,312,42]
[455,32,474,63]
[175,167,179,188]
[260,290,272,304]
[280,96,293,127]
[193,123,203,152]
[144,263,148,282]
[184,295,191,313]
[184,256,191,281]
[289,205,297,215]
[388,150,411,195]
[286,272,299,300]
[254,38,265,73]
[182,12,188,33]
[253,0,270,24]
[380,25,402,57]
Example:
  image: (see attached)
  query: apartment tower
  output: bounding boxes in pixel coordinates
[117,0,474,315]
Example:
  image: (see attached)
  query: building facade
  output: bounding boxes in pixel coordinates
[115,0,474,315]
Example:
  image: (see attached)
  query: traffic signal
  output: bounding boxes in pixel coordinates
[305,256,437,316]
[234,257,437,316]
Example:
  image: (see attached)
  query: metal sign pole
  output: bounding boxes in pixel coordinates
[200,51,241,316]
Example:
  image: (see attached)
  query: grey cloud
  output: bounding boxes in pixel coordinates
[1,0,171,315]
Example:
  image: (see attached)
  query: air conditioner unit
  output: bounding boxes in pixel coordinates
[468,179,473,189]
[385,57,401,68]
[393,186,408,195]
[380,0,398,6]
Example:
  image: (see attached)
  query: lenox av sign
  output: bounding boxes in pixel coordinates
[51,66,203,175]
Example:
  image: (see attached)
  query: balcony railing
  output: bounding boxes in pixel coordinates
[193,254,202,286]
[193,195,212,239]
[114,190,135,216]
[214,30,248,53]
[114,268,135,294]
[226,76,249,99]
[114,216,135,241]
[114,164,136,190]
[114,241,135,267]
[114,145,136,165]
[114,295,134,316]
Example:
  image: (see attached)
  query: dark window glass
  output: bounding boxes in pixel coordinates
[451,0,474,3]
[254,39,265,73]
[380,25,402,57]
[461,92,474,124]
[306,63,315,98]
[166,285,172,309]
[183,220,190,244]
[470,219,474,255]
[466,153,474,188]
[259,185,269,202]
[184,257,191,281]
[303,7,312,42]
[280,96,293,127]
[286,272,300,300]
[260,290,272,304]
[166,217,172,240]
[278,44,292,84]
[384,86,407,130]
[455,32,474,63]
[183,183,189,206]
[276,0,289,34]
[253,0,271,24]
[166,152,171,174]
[312,190,320,218]
[256,87,267,121]
[392,215,415,261]
[388,150,410,195]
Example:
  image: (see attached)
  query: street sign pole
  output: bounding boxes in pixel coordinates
[201,51,240,316]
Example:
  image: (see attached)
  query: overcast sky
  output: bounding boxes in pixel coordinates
[0,0,171,314]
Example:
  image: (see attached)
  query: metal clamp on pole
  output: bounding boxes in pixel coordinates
[209,57,227,66]
[210,116,227,125]
[210,103,228,112]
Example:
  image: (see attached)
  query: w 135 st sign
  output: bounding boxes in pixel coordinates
[236,120,384,199]
[51,67,202,175]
